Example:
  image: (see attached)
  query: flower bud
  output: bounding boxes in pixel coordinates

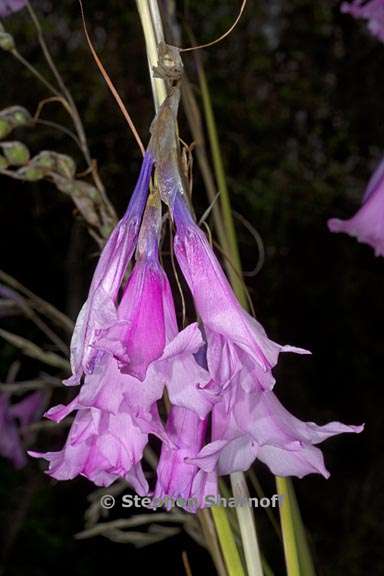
[0,155,9,171]
[0,118,11,139]
[55,154,76,179]
[9,106,31,127]
[0,107,31,139]
[0,32,15,52]
[17,165,45,181]
[1,142,30,166]
[31,151,57,172]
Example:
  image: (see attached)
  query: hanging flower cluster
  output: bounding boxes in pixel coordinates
[328,156,384,256]
[341,0,384,42]
[30,123,363,507]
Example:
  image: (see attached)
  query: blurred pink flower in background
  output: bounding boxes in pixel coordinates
[328,156,384,256]
[341,0,384,42]
[0,0,27,17]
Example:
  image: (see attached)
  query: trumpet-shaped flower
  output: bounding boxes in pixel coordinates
[154,406,218,510]
[65,152,153,385]
[173,194,309,393]
[188,385,364,479]
[341,1,384,43]
[29,395,155,492]
[328,156,384,256]
[31,192,215,488]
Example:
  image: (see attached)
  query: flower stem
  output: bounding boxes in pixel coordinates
[211,506,246,576]
[231,472,263,576]
[275,477,301,576]
[136,3,245,575]
[136,0,167,112]
[276,477,316,576]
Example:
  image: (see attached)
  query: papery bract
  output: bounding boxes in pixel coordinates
[328,156,384,256]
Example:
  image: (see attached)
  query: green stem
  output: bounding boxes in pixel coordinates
[231,473,263,576]
[211,506,246,576]
[276,477,301,576]
[276,477,316,576]
[196,60,246,306]
[11,49,61,98]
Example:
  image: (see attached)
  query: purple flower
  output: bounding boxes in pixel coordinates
[341,1,384,42]
[328,156,384,256]
[29,380,164,491]
[188,385,364,479]
[173,194,309,394]
[0,0,27,17]
[154,406,218,510]
[171,194,363,485]
[0,391,45,468]
[65,152,153,385]
[30,188,213,489]
[94,222,175,381]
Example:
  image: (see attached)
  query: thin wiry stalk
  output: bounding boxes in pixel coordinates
[26,1,116,225]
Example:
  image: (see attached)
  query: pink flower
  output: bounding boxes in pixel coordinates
[30,394,154,492]
[154,406,218,510]
[188,385,364,479]
[328,156,384,256]
[341,1,384,42]
[0,391,45,469]
[173,194,309,393]
[0,0,27,17]
[65,153,153,385]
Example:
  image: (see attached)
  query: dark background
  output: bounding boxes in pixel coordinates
[0,1,382,574]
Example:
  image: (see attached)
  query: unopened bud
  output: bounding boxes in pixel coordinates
[31,151,57,171]
[1,142,30,166]
[56,154,76,179]
[17,165,45,181]
[0,106,31,138]
[0,155,9,171]
[0,32,15,52]
[9,106,31,127]
[0,118,11,139]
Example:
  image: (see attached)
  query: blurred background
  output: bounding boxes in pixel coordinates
[0,1,382,574]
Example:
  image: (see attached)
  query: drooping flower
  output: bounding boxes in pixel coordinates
[0,0,27,17]
[188,385,364,480]
[154,406,218,510]
[0,391,45,468]
[328,156,384,256]
[173,193,309,394]
[30,191,214,489]
[341,1,384,43]
[29,382,162,492]
[65,152,153,385]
